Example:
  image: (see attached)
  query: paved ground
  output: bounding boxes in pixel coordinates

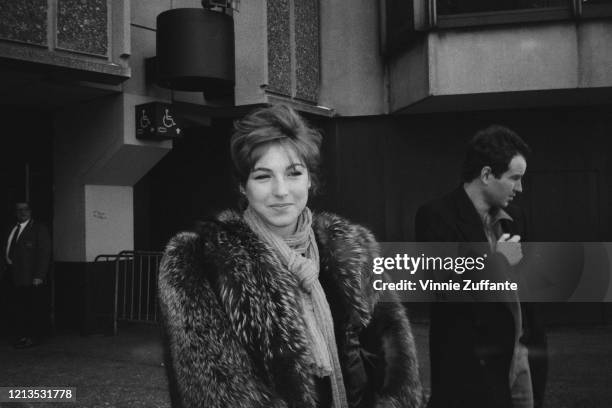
[1,323,611,407]
[0,324,168,408]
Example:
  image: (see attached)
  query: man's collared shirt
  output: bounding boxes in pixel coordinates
[5,219,30,265]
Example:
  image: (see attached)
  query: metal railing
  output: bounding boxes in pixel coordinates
[94,250,163,335]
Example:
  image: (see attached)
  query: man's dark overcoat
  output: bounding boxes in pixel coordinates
[415,186,526,408]
[1,220,51,286]
[159,211,423,408]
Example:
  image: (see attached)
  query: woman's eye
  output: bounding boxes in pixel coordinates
[288,170,303,177]
[253,174,270,180]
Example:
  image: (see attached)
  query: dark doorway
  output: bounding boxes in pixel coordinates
[0,105,54,337]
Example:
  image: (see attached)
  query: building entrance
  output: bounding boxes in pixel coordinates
[0,106,54,338]
[0,106,53,232]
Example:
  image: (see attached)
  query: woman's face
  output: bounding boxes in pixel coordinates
[243,143,310,238]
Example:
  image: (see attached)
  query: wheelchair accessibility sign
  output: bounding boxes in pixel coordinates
[136,103,182,140]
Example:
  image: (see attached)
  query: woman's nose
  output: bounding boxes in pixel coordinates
[272,177,289,196]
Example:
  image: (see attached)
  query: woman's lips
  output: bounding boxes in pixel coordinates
[269,203,293,209]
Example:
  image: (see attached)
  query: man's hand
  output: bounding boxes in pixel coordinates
[32,278,43,286]
[496,233,523,266]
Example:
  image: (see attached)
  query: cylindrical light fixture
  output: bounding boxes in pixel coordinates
[156,8,235,97]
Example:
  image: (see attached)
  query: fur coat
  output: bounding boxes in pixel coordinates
[158,211,423,408]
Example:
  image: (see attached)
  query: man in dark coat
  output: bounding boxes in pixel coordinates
[415,125,545,408]
[1,201,51,348]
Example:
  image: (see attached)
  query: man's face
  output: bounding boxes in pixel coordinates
[15,203,32,223]
[484,154,527,208]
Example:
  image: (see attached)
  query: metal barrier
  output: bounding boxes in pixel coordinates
[94,250,163,335]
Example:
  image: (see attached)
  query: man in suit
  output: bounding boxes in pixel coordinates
[2,201,51,348]
[415,125,543,408]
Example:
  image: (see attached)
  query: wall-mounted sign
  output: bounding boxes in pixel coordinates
[135,102,183,140]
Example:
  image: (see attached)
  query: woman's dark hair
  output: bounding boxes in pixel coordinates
[461,125,531,182]
[230,104,323,194]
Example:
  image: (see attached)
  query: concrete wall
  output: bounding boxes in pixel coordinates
[85,185,133,262]
[577,21,612,87]
[319,0,386,115]
[54,94,171,262]
[388,38,430,113]
[234,0,268,105]
[233,0,387,115]
[390,20,612,112]
[431,23,578,95]
[0,0,130,82]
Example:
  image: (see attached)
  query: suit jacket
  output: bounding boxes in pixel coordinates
[2,220,51,287]
[415,186,526,408]
[158,211,423,408]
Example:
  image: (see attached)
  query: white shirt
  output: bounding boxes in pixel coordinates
[5,219,30,265]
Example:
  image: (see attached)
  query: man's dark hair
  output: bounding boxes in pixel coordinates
[461,125,531,182]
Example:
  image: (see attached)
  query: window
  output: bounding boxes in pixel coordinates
[435,0,573,27]
[581,0,612,18]
[436,0,568,15]
[383,0,612,54]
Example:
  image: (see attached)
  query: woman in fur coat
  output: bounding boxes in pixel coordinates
[158,105,423,408]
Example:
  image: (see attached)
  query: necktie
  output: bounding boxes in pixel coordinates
[483,213,496,251]
[8,223,21,263]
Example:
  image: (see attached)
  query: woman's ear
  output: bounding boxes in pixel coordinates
[239,185,246,195]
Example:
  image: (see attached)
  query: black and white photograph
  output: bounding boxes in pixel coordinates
[1,0,612,407]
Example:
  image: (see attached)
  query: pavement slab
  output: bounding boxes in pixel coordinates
[1,323,611,407]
